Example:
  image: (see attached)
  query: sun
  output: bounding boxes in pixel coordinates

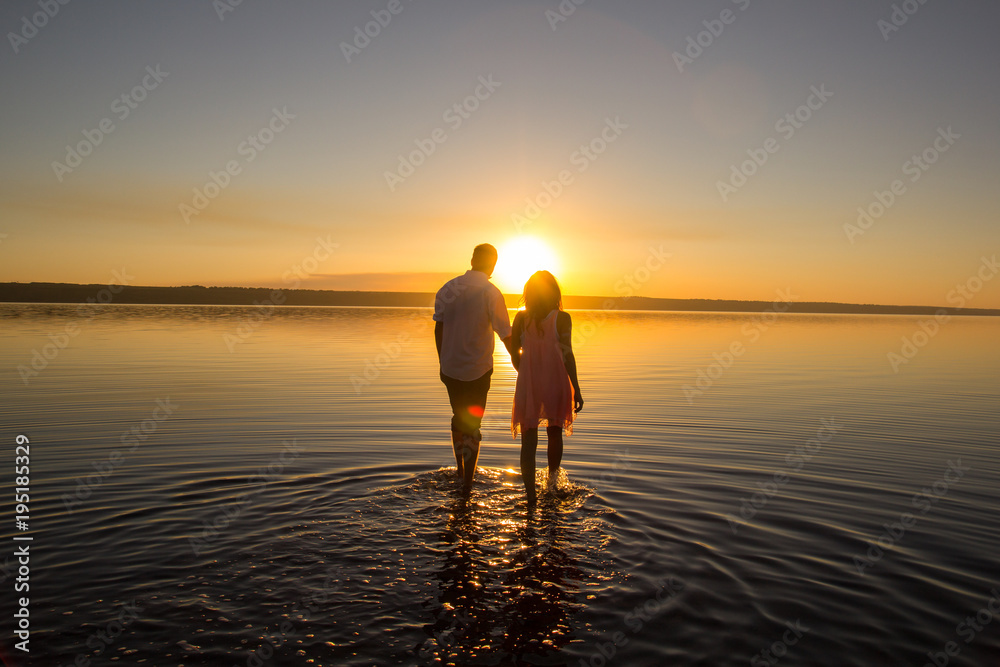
[493,236,560,295]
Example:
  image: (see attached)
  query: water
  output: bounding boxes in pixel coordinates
[1,304,998,666]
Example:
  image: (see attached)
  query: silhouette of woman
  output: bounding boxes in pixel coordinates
[509,271,584,502]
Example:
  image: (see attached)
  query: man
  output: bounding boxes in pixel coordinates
[434,243,513,494]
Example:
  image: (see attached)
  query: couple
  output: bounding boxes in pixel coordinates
[433,243,584,502]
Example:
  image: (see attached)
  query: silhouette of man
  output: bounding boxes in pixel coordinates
[434,244,513,493]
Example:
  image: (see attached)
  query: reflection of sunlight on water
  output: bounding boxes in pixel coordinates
[353,467,617,664]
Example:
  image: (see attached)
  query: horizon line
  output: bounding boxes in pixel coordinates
[1,281,998,317]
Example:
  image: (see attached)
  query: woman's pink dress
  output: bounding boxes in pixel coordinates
[511,310,575,437]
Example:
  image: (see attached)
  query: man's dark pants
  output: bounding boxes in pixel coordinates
[440,369,492,437]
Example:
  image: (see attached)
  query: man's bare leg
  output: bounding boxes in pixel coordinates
[451,427,466,480]
[460,431,480,494]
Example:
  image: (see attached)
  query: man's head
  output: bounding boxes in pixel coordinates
[470,243,498,276]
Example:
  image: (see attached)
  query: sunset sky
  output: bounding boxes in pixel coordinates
[1,1,998,307]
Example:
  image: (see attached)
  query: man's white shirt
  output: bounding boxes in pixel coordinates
[433,270,512,381]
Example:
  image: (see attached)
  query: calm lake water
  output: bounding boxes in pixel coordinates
[1,303,998,666]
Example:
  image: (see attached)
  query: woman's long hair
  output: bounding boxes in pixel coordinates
[521,270,562,334]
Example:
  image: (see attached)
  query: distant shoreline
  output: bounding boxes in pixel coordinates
[1,282,998,317]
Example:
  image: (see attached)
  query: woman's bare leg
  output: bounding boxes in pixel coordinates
[546,425,563,487]
[521,428,539,502]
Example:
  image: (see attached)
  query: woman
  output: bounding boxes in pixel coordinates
[509,271,584,502]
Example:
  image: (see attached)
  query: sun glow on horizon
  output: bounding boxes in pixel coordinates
[493,236,561,295]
